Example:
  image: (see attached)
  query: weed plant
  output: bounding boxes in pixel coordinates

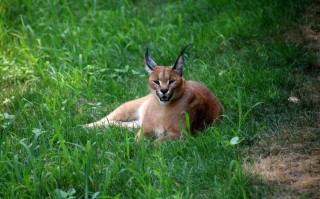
[0,0,306,198]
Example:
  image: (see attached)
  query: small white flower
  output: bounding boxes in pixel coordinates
[288,96,299,103]
[218,71,225,76]
[2,98,11,105]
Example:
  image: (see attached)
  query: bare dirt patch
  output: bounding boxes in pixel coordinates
[244,1,320,198]
[245,127,320,198]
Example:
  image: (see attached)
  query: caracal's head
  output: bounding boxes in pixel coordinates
[145,46,188,105]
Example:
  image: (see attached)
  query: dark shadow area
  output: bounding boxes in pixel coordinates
[243,1,320,198]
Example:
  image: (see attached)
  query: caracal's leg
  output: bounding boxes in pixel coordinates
[85,95,151,128]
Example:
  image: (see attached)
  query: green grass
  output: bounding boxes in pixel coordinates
[0,0,308,198]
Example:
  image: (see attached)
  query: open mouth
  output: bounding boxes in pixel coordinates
[159,96,170,102]
[156,92,172,103]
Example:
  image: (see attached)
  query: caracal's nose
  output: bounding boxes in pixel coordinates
[160,88,168,94]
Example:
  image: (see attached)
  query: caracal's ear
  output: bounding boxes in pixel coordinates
[172,45,190,76]
[145,48,157,74]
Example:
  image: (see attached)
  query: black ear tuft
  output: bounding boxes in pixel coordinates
[145,48,157,74]
[172,45,190,76]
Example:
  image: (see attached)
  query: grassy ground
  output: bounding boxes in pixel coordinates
[0,0,313,198]
[243,1,320,198]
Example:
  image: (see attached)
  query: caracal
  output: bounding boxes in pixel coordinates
[85,47,222,142]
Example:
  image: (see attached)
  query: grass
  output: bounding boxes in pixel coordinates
[0,0,309,198]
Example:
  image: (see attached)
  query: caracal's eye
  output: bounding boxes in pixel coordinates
[153,80,160,85]
[168,79,175,84]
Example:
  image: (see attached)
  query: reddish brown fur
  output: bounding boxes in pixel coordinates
[85,49,222,142]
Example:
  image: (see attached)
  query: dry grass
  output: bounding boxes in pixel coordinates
[244,127,320,198]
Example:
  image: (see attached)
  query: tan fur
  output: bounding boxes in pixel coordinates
[85,47,222,142]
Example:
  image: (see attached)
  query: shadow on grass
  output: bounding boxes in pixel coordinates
[243,1,320,198]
